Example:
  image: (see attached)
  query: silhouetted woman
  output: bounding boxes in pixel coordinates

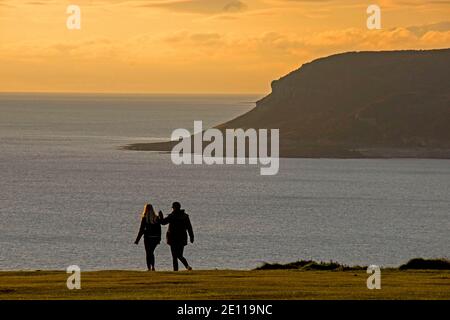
[134,204,162,271]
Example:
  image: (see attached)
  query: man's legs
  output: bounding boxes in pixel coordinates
[177,246,190,270]
[170,245,179,271]
[170,245,190,271]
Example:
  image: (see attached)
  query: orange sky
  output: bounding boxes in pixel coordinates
[0,0,449,93]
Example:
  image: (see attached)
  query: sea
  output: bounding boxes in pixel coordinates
[0,93,449,270]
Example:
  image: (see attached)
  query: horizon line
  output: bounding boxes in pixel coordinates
[0,91,267,96]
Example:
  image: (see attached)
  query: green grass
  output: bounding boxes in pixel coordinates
[1,269,449,300]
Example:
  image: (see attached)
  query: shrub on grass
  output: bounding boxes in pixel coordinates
[255,260,365,271]
[399,258,450,270]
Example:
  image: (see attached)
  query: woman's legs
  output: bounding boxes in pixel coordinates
[144,238,158,270]
[149,241,158,270]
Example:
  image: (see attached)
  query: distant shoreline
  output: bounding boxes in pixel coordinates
[122,142,450,159]
[122,49,450,160]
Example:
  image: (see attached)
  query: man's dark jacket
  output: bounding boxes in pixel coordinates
[160,209,194,246]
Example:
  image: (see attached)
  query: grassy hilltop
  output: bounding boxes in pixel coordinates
[1,270,450,300]
[2,258,449,300]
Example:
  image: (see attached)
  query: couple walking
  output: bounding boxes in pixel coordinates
[135,201,194,271]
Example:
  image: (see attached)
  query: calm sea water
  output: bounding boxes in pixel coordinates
[0,93,449,271]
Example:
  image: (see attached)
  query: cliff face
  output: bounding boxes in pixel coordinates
[126,49,450,158]
[218,49,450,157]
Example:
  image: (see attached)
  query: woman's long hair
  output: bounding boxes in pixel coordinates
[142,204,159,224]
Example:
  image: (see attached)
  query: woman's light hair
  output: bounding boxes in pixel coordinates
[142,204,159,224]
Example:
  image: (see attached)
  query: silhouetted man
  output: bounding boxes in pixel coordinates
[160,202,194,271]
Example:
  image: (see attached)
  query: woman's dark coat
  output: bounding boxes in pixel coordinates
[135,217,162,244]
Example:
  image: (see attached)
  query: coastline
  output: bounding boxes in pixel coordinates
[122,142,450,159]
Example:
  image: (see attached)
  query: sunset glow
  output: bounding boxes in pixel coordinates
[1,0,449,93]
